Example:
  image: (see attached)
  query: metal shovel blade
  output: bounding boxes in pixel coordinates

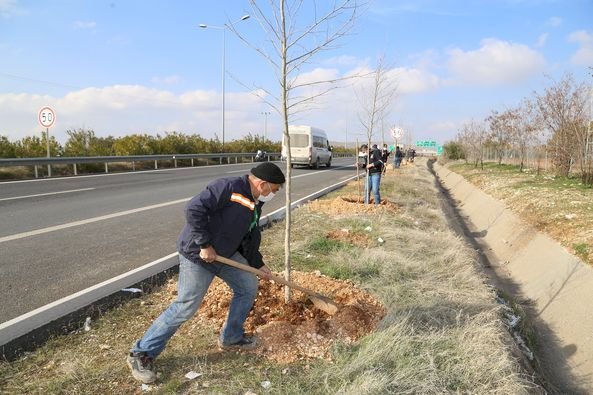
[216,256,339,315]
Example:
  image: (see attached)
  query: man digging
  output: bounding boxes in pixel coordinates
[127,162,285,384]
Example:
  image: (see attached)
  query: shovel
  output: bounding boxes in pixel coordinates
[216,256,339,315]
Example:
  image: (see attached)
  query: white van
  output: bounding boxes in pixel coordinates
[281,125,332,168]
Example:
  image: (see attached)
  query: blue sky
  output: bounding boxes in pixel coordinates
[1,0,592,147]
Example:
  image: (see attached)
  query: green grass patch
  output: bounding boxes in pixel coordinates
[307,235,353,254]
[291,253,357,280]
[510,172,588,191]
[450,161,521,173]
[573,243,589,260]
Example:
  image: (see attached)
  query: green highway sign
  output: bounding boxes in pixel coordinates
[415,140,438,148]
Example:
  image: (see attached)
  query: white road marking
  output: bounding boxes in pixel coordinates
[0,162,356,244]
[1,160,353,184]
[0,188,95,202]
[0,171,360,339]
[291,164,353,179]
[0,198,190,244]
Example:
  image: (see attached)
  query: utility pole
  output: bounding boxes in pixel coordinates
[199,14,250,152]
[261,111,270,140]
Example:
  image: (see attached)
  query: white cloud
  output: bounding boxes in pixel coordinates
[389,67,440,94]
[536,32,549,48]
[446,39,546,86]
[292,67,341,87]
[568,30,593,66]
[289,67,343,110]
[277,62,442,144]
[0,85,266,143]
[0,0,22,17]
[73,21,97,30]
[547,16,562,27]
[288,64,439,120]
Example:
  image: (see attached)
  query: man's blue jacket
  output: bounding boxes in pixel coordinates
[177,175,265,269]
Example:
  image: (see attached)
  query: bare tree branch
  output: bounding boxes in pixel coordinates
[227,0,361,302]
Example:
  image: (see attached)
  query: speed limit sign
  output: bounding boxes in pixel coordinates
[38,106,56,128]
[391,127,403,140]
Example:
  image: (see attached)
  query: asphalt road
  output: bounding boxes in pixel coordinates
[0,159,356,323]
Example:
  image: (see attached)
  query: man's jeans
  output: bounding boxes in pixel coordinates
[365,172,381,206]
[131,252,258,359]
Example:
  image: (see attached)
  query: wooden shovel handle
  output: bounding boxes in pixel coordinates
[216,256,322,298]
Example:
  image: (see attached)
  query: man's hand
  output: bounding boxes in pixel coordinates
[366,163,374,169]
[199,246,217,263]
[259,265,272,281]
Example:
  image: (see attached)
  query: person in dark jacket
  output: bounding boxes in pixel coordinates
[380,143,390,174]
[394,146,404,168]
[365,144,384,206]
[127,162,285,384]
[380,143,390,163]
[358,144,368,169]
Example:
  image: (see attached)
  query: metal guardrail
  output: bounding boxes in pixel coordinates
[0,152,354,179]
[0,153,279,167]
[0,152,281,178]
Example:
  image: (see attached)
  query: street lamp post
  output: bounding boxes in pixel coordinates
[261,111,270,141]
[200,14,250,153]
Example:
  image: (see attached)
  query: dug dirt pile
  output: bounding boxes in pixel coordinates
[168,196,388,363]
[307,195,399,215]
[163,194,388,364]
[167,271,384,364]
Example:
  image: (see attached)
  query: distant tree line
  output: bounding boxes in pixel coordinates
[0,130,282,158]
[443,73,593,186]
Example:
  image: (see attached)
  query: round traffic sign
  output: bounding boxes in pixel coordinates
[391,127,403,140]
[38,106,56,128]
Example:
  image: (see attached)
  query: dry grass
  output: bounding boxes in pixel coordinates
[0,159,540,394]
[447,161,593,264]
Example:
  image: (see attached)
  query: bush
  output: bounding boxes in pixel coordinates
[443,141,465,160]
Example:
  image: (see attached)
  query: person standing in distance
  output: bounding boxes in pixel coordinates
[365,144,384,206]
[127,162,285,384]
[380,143,391,174]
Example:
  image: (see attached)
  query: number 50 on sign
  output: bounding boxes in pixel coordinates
[390,127,403,140]
[38,106,56,128]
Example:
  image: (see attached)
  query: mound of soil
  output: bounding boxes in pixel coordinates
[166,271,385,363]
[307,195,399,215]
[162,194,387,363]
[326,229,373,248]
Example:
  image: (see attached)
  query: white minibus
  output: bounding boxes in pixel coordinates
[281,125,332,168]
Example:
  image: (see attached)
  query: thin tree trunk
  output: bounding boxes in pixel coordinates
[356,137,360,202]
[280,0,292,303]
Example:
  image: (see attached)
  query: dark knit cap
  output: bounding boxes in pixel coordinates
[251,162,286,184]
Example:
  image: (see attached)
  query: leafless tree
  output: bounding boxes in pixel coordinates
[356,55,397,203]
[486,109,517,165]
[535,73,590,178]
[232,0,360,301]
[358,56,397,149]
[513,98,542,172]
[458,119,488,169]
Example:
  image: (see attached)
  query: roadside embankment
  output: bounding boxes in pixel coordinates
[433,161,593,393]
